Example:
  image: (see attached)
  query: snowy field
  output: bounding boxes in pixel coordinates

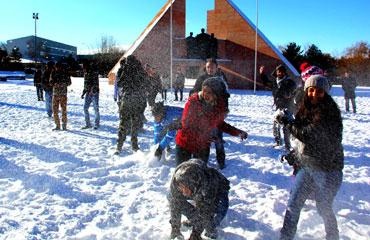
[0,77,369,240]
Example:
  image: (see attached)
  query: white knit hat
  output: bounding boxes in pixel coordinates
[304,75,330,93]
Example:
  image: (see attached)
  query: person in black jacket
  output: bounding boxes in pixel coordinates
[341,71,357,113]
[41,61,55,117]
[81,61,100,129]
[168,159,230,240]
[33,65,43,101]
[271,64,297,150]
[276,75,343,240]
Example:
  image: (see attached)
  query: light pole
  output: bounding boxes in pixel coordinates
[33,12,39,63]
[253,0,258,93]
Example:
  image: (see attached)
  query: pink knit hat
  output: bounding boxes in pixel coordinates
[300,62,324,81]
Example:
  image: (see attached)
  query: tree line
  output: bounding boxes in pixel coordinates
[280,41,370,86]
[2,38,369,85]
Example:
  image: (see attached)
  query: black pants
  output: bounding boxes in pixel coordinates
[36,85,43,100]
[175,145,210,166]
[174,88,183,101]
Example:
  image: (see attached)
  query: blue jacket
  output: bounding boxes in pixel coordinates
[154,106,183,150]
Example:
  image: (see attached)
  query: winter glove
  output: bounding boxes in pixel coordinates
[154,146,163,159]
[170,227,184,240]
[188,230,203,240]
[239,131,248,140]
[167,119,182,131]
[275,108,294,125]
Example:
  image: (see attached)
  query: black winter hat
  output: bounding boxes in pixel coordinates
[151,101,165,116]
[271,64,287,77]
[202,77,225,97]
[174,159,205,194]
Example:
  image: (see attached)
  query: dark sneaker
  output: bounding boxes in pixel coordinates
[170,228,184,240]
[219,162,225,170]
[52,127,60,131]
[93,125,99,130]
[82,125,92,129]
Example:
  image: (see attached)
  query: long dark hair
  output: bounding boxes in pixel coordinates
[296,92,341,125]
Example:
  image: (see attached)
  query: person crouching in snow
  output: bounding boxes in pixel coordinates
[275,75,344,240]
[151,101,183,160]
[168,159,230,240]
[175,77,247,168]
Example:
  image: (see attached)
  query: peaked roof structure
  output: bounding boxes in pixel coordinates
[108,0,185,82]
[109,0,299,89]
[216,0,299,76]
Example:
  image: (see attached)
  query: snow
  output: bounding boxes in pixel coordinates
[0,77,369,240]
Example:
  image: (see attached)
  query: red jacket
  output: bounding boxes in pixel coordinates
[176,93,242,153]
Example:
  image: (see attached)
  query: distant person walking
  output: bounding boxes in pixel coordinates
[41,61,55,117]
[81,61,100,130]
[160,72,170,101]
[342,71,357,113]
[50,62,71,131]
[33,65,43,101]
[174,68,185,101]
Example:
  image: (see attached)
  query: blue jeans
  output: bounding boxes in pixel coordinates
[84,93,100,127]
[280,167,343,240]
[44,90,53,117]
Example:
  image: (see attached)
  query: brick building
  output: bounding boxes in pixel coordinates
[109,0,299,89]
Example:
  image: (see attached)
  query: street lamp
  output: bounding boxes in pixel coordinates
[253,0,258,93]
[33,12,39,63]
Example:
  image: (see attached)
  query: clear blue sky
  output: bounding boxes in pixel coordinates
[1,0,369,57]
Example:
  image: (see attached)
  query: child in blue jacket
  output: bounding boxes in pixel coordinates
[152,102,183,159]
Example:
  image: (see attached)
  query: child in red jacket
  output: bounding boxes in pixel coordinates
[175,77,247,167]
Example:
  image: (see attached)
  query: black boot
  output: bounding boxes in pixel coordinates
[131,136,139,152]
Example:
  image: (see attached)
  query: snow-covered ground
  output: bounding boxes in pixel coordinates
[0,77,369,240]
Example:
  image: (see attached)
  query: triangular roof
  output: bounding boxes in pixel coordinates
[110,0,175,75]
[220,0,299,76]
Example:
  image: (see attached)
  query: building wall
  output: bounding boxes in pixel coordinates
[6,36,77,62]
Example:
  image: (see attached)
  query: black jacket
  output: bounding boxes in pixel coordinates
[272,76,296,111]
[169,159,230,230]
[289,96,344,171]
[83,70,99,96]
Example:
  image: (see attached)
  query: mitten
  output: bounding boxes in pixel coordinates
[239,131,248,140]
[275,108,294,125]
